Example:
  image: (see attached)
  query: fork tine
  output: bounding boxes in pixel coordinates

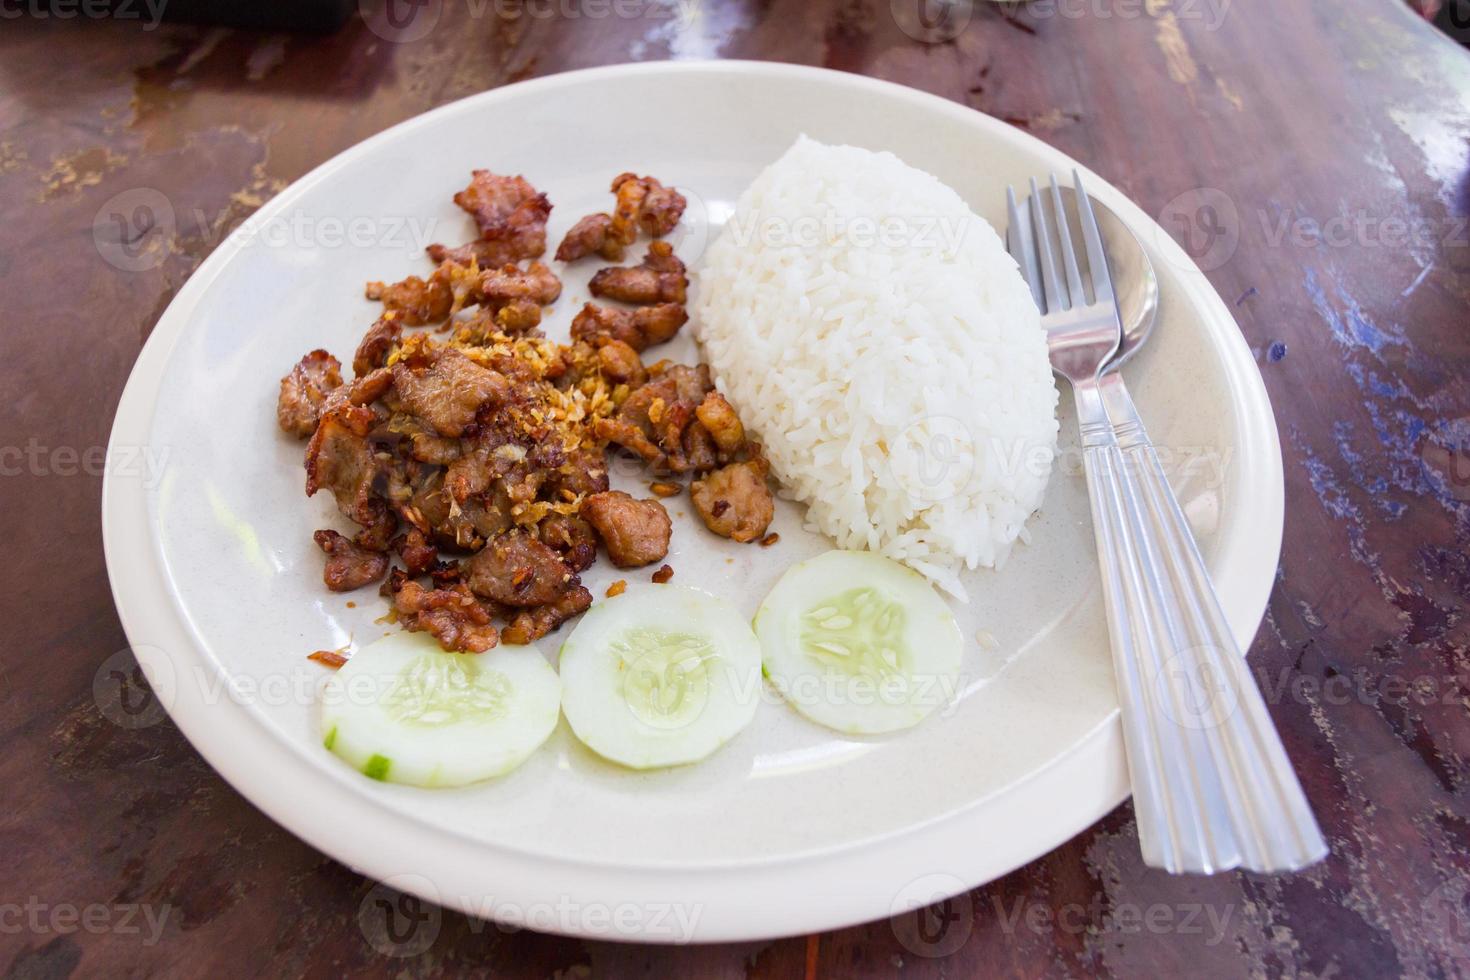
[1028,177,1068,313]
[1049,174,1087,305]
[1006,186,1043,310]
[1072,170,1115,305]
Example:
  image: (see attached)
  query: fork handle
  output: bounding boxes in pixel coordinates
[1074,375,1327,873]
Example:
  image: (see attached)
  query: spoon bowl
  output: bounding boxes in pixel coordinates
[1055,186,1160,371]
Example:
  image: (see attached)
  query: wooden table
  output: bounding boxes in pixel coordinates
[4,1,1469,976]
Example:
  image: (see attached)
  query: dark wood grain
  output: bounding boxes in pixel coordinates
[3,1,1469,976]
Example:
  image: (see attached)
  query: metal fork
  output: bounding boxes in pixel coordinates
[1007,172,1328,874]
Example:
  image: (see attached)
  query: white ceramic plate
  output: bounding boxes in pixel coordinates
[102,62,1282,943]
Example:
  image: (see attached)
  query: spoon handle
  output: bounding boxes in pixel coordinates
[1078,373,1328,873]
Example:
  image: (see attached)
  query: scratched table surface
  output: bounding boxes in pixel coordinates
[4,0,1470,976]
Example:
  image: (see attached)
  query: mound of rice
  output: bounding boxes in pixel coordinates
[694,136,1059,598]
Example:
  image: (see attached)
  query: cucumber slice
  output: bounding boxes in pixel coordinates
[319,632,560,787]
[755,550,963,735]
[558,586,762,769]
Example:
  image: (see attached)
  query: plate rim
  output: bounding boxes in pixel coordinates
[102,59,1284,943]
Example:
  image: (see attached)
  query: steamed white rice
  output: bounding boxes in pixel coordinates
[694,136,1059,598]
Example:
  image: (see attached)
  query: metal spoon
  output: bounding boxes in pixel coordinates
[1055,186,1160,373]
